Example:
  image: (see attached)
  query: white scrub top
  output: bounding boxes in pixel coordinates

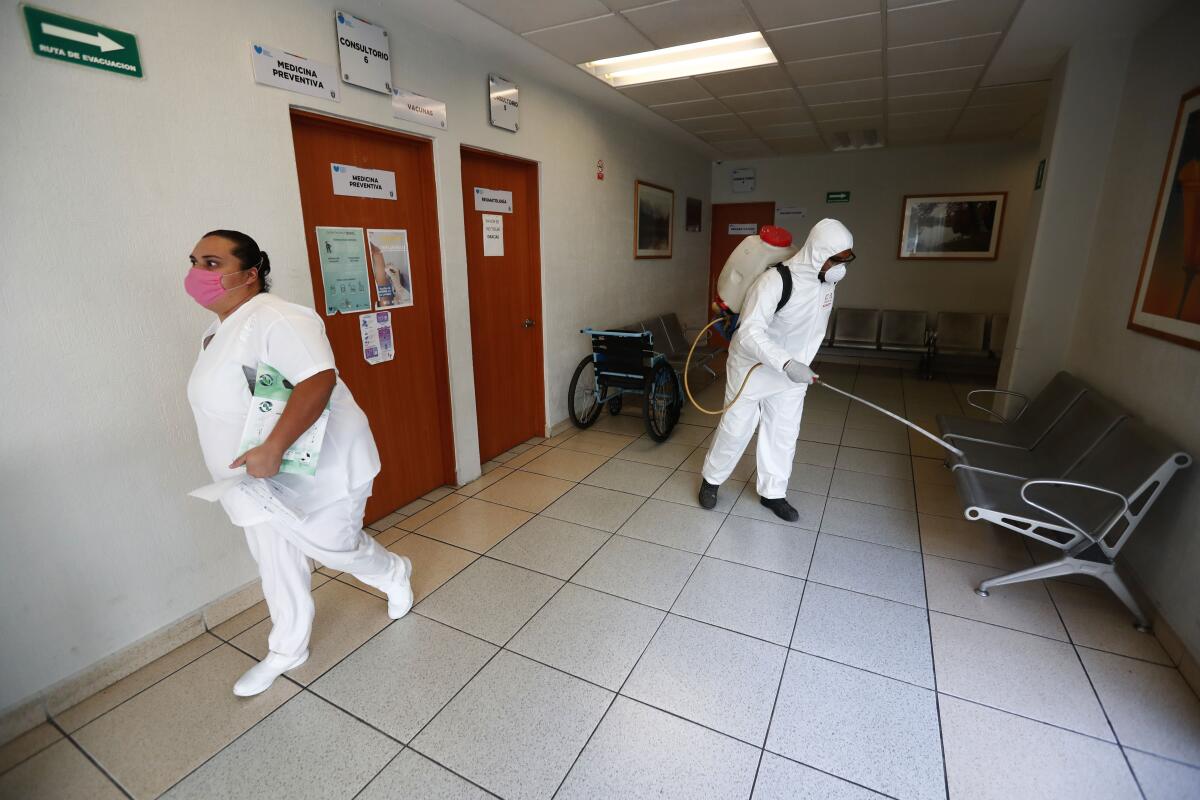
[187,293,381,525]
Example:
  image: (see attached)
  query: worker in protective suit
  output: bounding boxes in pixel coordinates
[700,219,855,521]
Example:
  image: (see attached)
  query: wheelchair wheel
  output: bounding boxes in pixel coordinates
[607,396,623,415]
[644,362,681,442]
[568,355,603,428]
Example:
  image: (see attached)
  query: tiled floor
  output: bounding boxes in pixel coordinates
[5,363,1200,799]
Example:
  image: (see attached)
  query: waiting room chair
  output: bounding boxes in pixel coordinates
[938,371,1090,449]
[988,313,1009,358]
[879,310,929,352]
[934,312,987,355]
[832,308,880,349]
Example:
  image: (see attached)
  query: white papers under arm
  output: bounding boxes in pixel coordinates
[188,476,246,502]
[232,478,309,525]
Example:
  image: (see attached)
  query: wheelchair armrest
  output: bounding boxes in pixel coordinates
[967,389,1029,423]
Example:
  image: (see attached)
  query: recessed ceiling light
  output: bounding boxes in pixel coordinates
[578,32,777,88]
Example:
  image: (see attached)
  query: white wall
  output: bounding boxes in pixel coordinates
[1063,1,1200,655]
[0,0,711,714]
[710,141,1039,316]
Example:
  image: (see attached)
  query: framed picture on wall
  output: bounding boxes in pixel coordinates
[1127,86,1200,350]
[635,180,674,258]
[898,192,1007,260]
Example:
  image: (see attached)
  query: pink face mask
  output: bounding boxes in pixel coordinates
[184,268,251,307]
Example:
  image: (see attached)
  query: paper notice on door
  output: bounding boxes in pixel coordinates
[727,223,758,235]
[366,228,413,309]
[482,214,504,257]
[359,310,395,365]
[315,226,372,314]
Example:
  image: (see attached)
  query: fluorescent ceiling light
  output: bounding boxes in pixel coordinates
[578,32,776,88]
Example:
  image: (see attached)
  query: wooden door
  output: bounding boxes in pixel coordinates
[459,147,545,462]
[709,202,776,342]
[289,110,455,523]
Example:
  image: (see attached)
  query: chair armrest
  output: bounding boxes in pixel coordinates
[967,389,1029,423]
[949,462,1027,481]
[1019,479,1128,541]
[682,325,711,347]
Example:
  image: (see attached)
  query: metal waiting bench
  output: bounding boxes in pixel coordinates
[638,313,722,379]
[938,372,1193,630]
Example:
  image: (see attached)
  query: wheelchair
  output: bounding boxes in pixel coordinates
[567,328,682,441]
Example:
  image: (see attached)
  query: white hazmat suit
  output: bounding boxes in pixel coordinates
[703,219,853,499]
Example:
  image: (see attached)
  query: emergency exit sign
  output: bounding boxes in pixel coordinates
[23,5,142,78]
[826,191,851,203]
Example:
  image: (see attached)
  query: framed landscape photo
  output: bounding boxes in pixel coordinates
[898,192,1007,260]
[635,180,674,259]
[1127,86,1200,350]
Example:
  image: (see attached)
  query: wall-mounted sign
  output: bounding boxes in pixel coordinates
[23,5,142,78]
[488,73,519,132]
[728,223,758,236]
[596,159,605,181]
[731,167,756,193]
[826,191,851,203]
[392,87,446,130]
[335,10,391,94]
[482,214,504,257]
[331,163,396,200]
[473,187,513,214]
[776,205,807,222]
[251,43,339,101]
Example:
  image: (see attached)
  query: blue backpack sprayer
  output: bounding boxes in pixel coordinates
[683,226,963,457]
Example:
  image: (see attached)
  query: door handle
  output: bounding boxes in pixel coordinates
[523,318,536,328]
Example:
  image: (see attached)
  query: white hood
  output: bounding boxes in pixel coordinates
[786,218,854,278]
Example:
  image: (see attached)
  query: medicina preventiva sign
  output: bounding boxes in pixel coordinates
[335,10,391,95]
[250,43,340,102]
[23,5,142,78]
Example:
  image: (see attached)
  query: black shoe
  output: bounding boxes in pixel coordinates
[760,496,799,522]
[698,480,720,510]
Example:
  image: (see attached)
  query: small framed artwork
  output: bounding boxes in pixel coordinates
[635,180,674,259]
[1127,86,1200,350]
[898,192,1007,260]
[685,197,702,232]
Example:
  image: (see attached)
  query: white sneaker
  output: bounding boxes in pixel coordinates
[232,651,308,697]
[386,555,414,619]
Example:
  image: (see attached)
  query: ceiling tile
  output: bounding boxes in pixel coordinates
[1016,112,1044,141]
[887,127,950,146]
[766,13,882,62]
[889,65,982,96]
[887,0,1019,48]
[769,137,829,154]
[810,99,883,121]
[747,0,878,30]
[622,0,755,48]
[524,14,654,64]
[886,0,934,7]
[700,127,760,143]
[955,103,1031,131]
[616,78,713,105]
[818,115,885,136]
[696,65,793,96]
[887,32,1000,75]
[800,77,883,105]
[650,97,729,119]
[969,80,1050,107]
[674,113,743,132]
[717,139,776,156]
[948,129,1011,144]
[755,121,819,139]
[460,0,611,34]
[887,89,971,113]
[887,108,959,131]
[601,0,660,9]
[786,50,882,85]
[738,106,812,127]
[721,89,802,113]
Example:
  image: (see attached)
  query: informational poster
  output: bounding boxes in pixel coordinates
[366,228,413,309]
[359,311,395,365]
[250,43,339,101]
[482,214,504,257]
[728,223,757,235]
[731,167,756,193]
[775,205,807,236]
[488,73,519,132]
[335,10,391,94]
[473,187,513,213]
[392,87,447,130]
[331,163,396,200]
[315,226,371,315]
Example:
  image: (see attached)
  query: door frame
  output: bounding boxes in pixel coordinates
[288,107,458,492]
[459,144,547,446]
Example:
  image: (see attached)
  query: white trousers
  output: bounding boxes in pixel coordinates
[702,366,808,499]
[243,481,396,659]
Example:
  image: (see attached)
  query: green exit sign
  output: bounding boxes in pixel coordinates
[826,191,851,203]
[23,4,142,78]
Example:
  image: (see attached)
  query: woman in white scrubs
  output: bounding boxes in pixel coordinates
[185,230,414,697]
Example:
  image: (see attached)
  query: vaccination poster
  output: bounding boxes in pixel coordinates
[366,228,414,309]
[315,226,371,315]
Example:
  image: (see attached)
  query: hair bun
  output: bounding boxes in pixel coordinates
[258,251,271,276]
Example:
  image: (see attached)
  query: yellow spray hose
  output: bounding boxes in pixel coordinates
[681,319,965,456]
